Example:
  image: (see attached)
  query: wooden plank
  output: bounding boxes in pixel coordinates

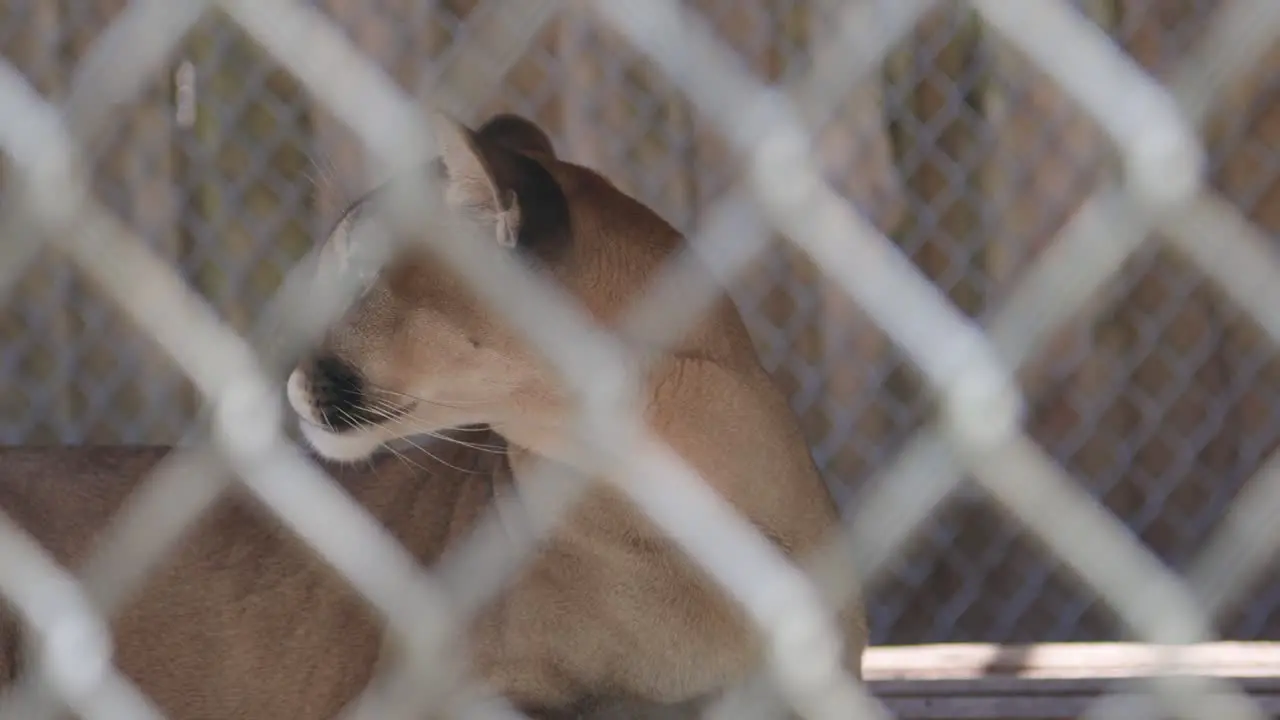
[865,643,1280,718]
[873,674,1280,697]
[866,642,1280,681]
[874,689,1280,720]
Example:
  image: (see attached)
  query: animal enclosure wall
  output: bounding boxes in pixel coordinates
[1,0,1279,655]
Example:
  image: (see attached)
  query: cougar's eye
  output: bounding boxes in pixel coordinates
[340,244,380,294]
[316,208,391,301]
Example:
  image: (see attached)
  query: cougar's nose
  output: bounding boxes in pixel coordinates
[307,354,367,432]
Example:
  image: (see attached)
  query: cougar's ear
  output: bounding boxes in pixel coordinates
[475,113,557,158]
[428,111,520,249]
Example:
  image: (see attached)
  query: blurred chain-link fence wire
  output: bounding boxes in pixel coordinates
[2,0,1280,716]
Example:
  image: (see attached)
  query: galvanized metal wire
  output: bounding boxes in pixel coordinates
[1,1,1279,718]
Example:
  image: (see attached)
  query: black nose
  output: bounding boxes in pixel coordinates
[307,354,366,432]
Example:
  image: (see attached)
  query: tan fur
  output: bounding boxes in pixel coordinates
[0,112,865,718]
[0,442,499,718]
[285,113,866,714]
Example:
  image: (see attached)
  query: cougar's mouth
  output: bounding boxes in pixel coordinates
[285,357,421,462]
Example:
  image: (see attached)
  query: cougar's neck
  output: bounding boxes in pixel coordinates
[487,350,687,475]
[486,380,577,466]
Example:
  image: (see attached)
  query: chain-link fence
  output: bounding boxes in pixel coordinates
[1,0,1280,717]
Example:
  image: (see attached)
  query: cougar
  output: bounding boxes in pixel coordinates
[285,112,866,713]
[0,112,865,718]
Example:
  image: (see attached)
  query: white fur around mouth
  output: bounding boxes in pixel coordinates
[297,421,385,462]
[286,368,387,462]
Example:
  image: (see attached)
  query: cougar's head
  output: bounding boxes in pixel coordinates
[286,112,639,462]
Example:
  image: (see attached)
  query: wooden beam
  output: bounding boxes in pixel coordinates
[867,641,1280,681]
[864,643,1280,718]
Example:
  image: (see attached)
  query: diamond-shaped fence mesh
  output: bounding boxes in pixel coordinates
[0,0,1279,717]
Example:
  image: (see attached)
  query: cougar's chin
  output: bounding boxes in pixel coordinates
[298,421,386,463]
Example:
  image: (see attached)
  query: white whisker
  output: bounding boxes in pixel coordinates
[392,434,485,475]
[361,397,508,455]
[332,406,486,475]
[362,381,511,409]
